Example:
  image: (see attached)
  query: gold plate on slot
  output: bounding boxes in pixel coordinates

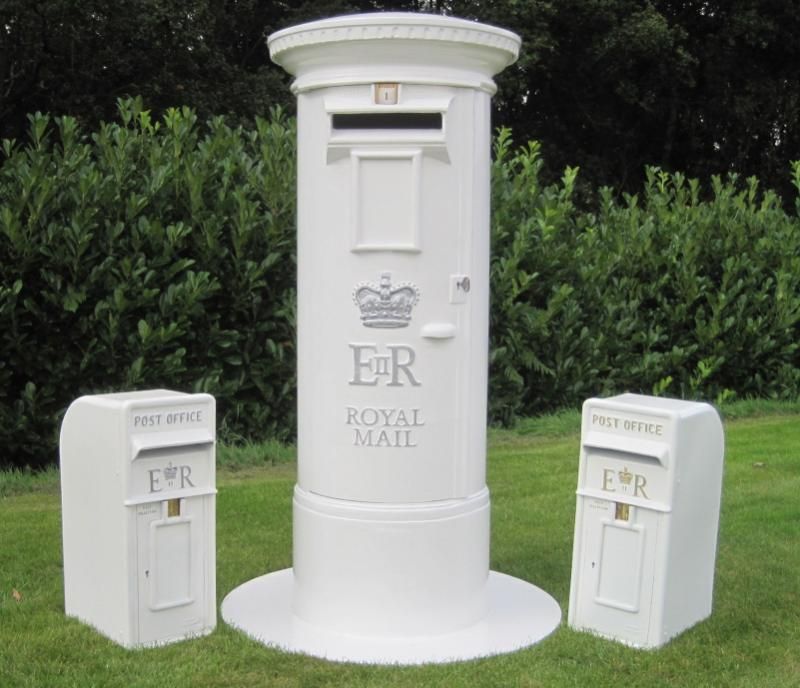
[374,83,399,105]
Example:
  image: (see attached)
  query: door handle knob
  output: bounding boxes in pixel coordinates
[420,323,456,339]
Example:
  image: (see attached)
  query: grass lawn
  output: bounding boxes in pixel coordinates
[1,404,798,687]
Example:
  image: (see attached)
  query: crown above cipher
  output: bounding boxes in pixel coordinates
[353,272,420,328]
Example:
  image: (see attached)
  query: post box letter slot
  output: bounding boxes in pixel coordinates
[583,431,668,466]
[134,441,212,462]
[588,446,662,467]
[332,113,442,130]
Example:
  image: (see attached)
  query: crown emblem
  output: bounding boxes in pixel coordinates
[353,272,420,328]
[618,466,633,486]
[163,462,178,482]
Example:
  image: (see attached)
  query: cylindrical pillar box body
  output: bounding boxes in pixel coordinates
[269,13,520,636]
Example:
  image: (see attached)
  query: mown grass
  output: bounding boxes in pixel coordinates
[1,403,798,687]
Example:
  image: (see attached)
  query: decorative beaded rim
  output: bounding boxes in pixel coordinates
[268,12,520,64]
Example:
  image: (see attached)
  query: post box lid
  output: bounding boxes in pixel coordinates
[267,13,521,93]
[591,393,717,417]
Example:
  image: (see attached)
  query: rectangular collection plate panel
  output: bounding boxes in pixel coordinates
[351,150,421,252]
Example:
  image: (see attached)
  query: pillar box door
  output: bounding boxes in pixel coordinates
[299,92,489,503]
[270,13,520,506]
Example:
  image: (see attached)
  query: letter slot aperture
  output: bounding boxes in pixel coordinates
[332,112,443,129]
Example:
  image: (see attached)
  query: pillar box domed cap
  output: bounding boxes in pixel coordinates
[267,12,521,94]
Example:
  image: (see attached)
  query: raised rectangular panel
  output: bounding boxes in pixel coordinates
[149,518,193,610]
[595,522,644,612]
[351,150,421,252]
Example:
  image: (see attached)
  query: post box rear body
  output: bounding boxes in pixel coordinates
[60,390,216,648]
[568,394,724,648]
[269,13,521,636]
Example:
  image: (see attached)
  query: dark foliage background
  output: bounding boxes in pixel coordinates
[3,1,799,200]
[0,102,297,468]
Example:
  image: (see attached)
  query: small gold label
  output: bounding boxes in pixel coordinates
[167,498,181,518]
[615,502,630,521]
[374,83,399,105]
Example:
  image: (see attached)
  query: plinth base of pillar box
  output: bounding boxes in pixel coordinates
[291,486,493,636]
[222,487,560,664]
[221,568,561,664]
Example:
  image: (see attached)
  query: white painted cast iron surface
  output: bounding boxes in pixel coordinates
[222,569,561,665]
[60,390,217,648]
[223,13,562,663]
[568,393,725,648]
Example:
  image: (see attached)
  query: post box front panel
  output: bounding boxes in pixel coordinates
[582,450,668,507]
[127,398,215,502]
[135,497,212,644]
[296,84,490,503]
[129,445,214,502]
[572,499,661,645]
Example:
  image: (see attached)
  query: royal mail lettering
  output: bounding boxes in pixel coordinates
[345,405,425,448]
[353,428,417,448]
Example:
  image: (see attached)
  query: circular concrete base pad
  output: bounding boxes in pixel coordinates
[221,569,561,665]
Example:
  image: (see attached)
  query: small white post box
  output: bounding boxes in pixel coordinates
[568,393,724,648]
[222,12,561,664]
[60,390,216,648]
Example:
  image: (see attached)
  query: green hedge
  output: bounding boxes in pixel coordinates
[489,130,800,422]
[2,101,800,468]
[0,99,296,468]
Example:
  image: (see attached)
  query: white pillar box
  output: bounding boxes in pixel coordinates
[568,393,725,648]
[60,390,216,648]
[221,12,561,664]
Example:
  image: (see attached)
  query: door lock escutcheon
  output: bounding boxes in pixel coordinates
[450,274,471,304]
